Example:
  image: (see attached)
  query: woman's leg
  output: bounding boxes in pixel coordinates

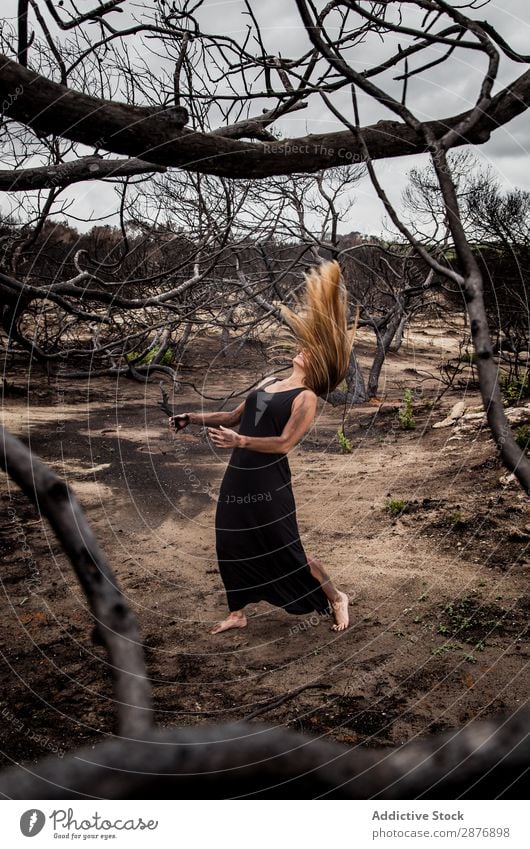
[306,554,349,631]
[210,607,247,634]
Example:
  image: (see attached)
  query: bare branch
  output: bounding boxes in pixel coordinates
[0,156,166,191]
[0,54,528,180]
[0,705,526,798]
[0,427,153,737]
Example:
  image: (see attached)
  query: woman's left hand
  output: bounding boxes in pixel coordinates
[207,425,241,449]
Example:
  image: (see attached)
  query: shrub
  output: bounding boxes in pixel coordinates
[458,351,477,365]
[431,642,461,656]
[448,510,468,529]
[515,424,530,453]
[500,372,529,406]
[398,388,416,429]
[126,345,173,366]
[336,428,353,453]
[385,497,408,516]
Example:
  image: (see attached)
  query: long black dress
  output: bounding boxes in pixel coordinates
[214,376,331,616]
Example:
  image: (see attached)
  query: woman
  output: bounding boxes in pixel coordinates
[169,260,357,635]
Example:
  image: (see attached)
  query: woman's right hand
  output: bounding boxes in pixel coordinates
[168,413,191,431]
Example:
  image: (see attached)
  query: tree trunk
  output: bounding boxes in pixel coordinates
[388,313,408,353]
[367,311,403,398]
[327,346,367,405]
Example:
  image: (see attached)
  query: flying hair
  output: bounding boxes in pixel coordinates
[278,260,360,397]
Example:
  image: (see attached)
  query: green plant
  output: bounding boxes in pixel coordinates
[336,428,353,453]
[462,653,477,664]
[515,424,530,453]
[458,350,477,365]
[126,345,173,367]
[500,372,530,407]
[398,388,416,429]
[438,597,501,647]
[385,497,408,516]
[447,510,469,529]
[431,642,461,656]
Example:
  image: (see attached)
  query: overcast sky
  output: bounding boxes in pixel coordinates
[1,0,529,236]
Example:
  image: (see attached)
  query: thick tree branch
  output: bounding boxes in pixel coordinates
[0,428,153,738]
[0,55,528,180]
[0,155,166,191]
[0,706,527,799]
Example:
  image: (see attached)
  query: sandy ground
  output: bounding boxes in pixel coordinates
[1,317,529,768]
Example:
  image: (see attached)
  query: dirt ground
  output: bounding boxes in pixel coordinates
[1,317,529,770]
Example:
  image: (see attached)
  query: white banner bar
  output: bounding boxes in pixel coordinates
[2,799,526,848]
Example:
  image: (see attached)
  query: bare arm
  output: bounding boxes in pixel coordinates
[169,405,242,430]
[237,391,318,454]
[187,403,244,427]
[170,376,274,429]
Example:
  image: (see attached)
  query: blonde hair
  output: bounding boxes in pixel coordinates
[279,260,359,397]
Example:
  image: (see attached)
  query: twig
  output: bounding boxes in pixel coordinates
[243,683,332,721]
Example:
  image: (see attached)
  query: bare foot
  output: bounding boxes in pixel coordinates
[210,611,247,634]
[330,591,349,632]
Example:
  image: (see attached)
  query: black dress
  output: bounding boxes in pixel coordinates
[214,377,331,616]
